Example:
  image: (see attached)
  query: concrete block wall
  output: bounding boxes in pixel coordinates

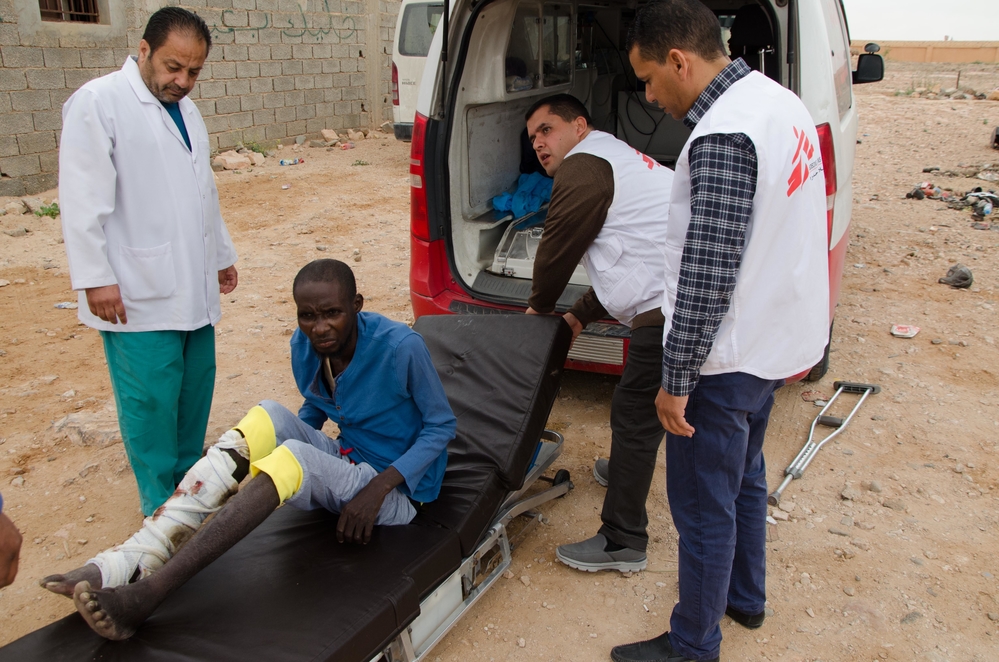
[0,0,401,196]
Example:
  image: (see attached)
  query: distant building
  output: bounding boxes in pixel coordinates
[0,0,400,195]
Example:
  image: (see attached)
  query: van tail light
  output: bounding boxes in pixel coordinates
[391,63,400,106]
[815,123,836,245]
[410,112,430,241]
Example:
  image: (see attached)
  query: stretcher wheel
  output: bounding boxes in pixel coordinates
[553,469,571,487]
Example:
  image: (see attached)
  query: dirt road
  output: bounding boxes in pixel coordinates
[1,64,998,661]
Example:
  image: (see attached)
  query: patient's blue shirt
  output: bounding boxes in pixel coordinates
[290,312,456,503]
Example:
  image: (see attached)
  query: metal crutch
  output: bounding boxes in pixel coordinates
[768,381,880,506]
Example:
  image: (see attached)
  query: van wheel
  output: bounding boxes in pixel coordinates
[804,321,833,382]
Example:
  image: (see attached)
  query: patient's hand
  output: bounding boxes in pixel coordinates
[338,466,405,545]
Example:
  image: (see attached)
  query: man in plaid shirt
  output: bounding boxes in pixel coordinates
[614,1,830,661]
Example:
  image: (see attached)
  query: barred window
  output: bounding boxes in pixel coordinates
[39,0,100,23]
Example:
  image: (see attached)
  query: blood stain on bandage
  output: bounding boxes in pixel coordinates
[190,481,204,495]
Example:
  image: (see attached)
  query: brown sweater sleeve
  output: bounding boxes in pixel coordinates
[528,153,614,323]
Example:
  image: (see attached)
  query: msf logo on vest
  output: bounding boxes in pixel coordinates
[786,127,823,197]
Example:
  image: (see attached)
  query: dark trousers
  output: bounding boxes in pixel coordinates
[665,372,781,661]
[597,325,666,552]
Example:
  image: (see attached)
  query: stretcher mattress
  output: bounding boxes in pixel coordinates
[0,314,572,662]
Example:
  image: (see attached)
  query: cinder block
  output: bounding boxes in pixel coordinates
[331,44,349,58]
[274,106,296,122]
[0,154,41,177]
[247,44,271,60]
[199,81,227,98]
[305,117,324,133]
[226,79,251,96]
[43,48,82,68]
[262,92,285,108]
[296,104,315,120]
[81,49,116,68]
[1,46,45,68]
[0,24,20,47]
[270,44,292,60]
[17,131,56,155]
[322,60,341,74]
[50,88,74,108]
[252,108,275,124]
[222,10,249,27]
[23,172,59,195]
[327,115,345,130]
[294,76,315,90]
[304,89,323,104]
[314,74,333,89]
[312,44,332,59]
[332,73,350,88]
[277,0,300,11]
[260,61,283,77]
[203,115,230,134]
[0,177,27,197]
[264,123,286,139]
[284,90,304,106]
[273,76,294,92]
[39,150,59,172]
[250,77,273,93]
[334,100,351,115]
[0,69,27,91]
[212,62,237,79]
[248,11,269,28]
[302,60,322,75]
[260,28,283,45]
[223,45,249,61]
[285,119,306,136]
[215,96,242,114]
[242,125,266,143]
[282,59,303,75]
[342,85,359,101]
[323,87,342,102]
[64,69,102,90]
[240,94,263,111]
[232,0,254,9]
[0,135,18,157]
[349,73,365,87]
[229,111,253,129]
[217,131,242,149]
[256,0,278,10]
[236,61,260,78]
[11,90,52,112]
[194,99,217,117]
[32,110,62,131]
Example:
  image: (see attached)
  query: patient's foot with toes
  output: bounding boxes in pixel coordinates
[40,564,103,597]
[73,581,158,641]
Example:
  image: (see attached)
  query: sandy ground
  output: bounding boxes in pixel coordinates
[2,62,999,661]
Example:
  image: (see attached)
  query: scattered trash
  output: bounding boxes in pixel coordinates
[281,184,292,190]
[800,390,828,403]
[340,142,356,150]
[890,325,920,338]
[905,181,951,200]
[54,302,78,309]
[279,158,304,166]
[938,263,974,289]
[992,126,999,149]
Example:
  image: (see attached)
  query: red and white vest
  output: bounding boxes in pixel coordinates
[567,130,674,326]
[664,71,829,379]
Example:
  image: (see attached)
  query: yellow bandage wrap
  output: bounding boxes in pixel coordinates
[234,406,276,463]
[250,445,303,503]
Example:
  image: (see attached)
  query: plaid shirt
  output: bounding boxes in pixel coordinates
[662,58,758,396]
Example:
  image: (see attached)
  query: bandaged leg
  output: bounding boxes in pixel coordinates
[81,405,280,590]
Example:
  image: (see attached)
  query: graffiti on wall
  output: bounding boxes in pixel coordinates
[209,0,358,41]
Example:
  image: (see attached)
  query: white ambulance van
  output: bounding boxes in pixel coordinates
[408,0,883,379]
[392,0,445,141]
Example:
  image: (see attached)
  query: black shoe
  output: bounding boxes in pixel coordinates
[725,605,766,629]
[610,631,718,662]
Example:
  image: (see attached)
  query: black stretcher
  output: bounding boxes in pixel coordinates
[1,314,573,662]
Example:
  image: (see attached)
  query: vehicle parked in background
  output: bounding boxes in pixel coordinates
[409,0,883,377]
[392,0,445,141]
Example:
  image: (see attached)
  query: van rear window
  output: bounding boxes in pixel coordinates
[821,0,852,119]
[399,2,444,57]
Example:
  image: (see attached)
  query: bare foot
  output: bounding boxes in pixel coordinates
[40,564,102,597]
[73,580,156,641]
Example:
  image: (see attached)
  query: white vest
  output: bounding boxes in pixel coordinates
[664,72,829,379]
[567,130,674,326]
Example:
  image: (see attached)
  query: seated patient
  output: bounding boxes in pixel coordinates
[40,258,457,640]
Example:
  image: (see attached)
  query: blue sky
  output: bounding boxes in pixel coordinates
[841,0,999,41]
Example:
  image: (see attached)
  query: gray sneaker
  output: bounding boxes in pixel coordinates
[556,534,647,572]
[593,458,609,487]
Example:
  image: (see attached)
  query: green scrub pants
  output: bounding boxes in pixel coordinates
[101,325,217,516]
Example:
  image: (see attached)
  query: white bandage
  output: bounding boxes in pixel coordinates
[88,432,247,588]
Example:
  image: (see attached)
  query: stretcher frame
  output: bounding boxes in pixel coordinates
[368,430,571,662]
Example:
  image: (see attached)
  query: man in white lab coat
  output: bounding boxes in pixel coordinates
[59,7,238,516]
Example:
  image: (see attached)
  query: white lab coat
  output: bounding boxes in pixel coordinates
[59,57,238,333]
